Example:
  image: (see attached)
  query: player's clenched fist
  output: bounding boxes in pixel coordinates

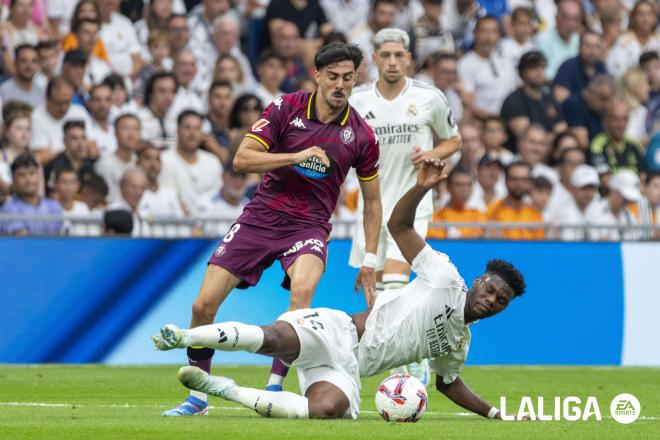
[293,146,330,167]
[416,158,447,189]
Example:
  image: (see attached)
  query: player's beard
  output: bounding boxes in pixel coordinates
[327,91,347,110]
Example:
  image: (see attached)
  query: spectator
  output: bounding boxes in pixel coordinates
[562,74,616,149]
[134,0,173,60]
[320,0,368,37]
[137,72,178,150]
[94,114,141,202]
[350,0,397,82]
[455,122,484,173]
[534,0,582,79]
[427,165,487,239]
[160,110,223,213]
[169,49,205,118]
[430,52,463,124]
[212,54,251,95]
[167,14,191,60]
[641,172,660,227]
[228,93,263,143]
[97,0,144,77]
[0,0,47,75]
[411,0,455,68]
[52,166,92,235]
[548,163,600,241]
[270,20,307,93]
[136,142,185,219]
[206,15,258,92]
[103,208,133,234]
[187,0,235,65]
[60,50,88,106]
[619,68,650,144]
[586,169,640,240]
[607,0,659,79]
[590,100,645,177]
[107,167,148,235]
[466,153,506,212]
[254,49,286,107]
[60,0,108,61]
[640,51,660,102]
[0,44,44,108]
[265,0,331,40]
[545,146,586,220]
[1,154,62,235]
[458,15,516,120]
[0,104,31,202]
[70,18,112,87]
[79,172,108,214]
[202,80,234,165]
[87,83,116,156]
[441,0,486,52]
[481,116,513,162]
[134,31,174,102]
[43,119,95,193]
[29,77,91,164]
[553,31,607,104]
[103,74,139,123]
[487,160,545,240]
[647,132,660,173]
[515,124,557,183]
[499,6,536,68]
[34,40,60,90]
[530,175,553,212]
[194,160,250,235]
[51,0,99,39]
[501,51,566,146]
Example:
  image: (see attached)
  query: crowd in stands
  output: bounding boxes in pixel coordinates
[0,0,657,240]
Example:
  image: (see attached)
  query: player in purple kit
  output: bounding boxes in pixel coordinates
[163,43,383,416]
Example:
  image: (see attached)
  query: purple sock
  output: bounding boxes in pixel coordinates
[187,347,214,374]
[270,358,289,377]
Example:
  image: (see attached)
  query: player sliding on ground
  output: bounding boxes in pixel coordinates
[152,159,526,420]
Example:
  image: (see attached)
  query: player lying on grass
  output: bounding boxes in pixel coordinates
[152,159,526,420]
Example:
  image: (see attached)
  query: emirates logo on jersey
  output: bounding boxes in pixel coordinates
[340,126,355,144]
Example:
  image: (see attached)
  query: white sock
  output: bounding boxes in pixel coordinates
[376,282,385,293]
[383,273,409,290]
[267,373,285,387]
[186,322,264,352]
[226,387,309,419]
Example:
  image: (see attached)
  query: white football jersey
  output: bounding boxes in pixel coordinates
[358,245,472,384]
[350,78,459,218]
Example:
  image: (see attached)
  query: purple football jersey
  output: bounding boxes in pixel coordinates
[242,91,379,228]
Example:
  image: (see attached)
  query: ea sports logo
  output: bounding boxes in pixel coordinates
[610,393,640,424]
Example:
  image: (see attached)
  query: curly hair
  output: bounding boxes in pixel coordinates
[486,259,526,297]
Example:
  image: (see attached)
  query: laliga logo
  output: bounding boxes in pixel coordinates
[498,394,641,423]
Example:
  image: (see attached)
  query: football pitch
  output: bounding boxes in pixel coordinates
[1,365,658,439]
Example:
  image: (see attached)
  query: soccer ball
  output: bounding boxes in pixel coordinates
[375,373,428,422]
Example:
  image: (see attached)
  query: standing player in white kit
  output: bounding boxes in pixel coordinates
[348,28,462,383]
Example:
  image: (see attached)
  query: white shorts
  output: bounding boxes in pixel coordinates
[349,215,431,270]
[277,308,361,420]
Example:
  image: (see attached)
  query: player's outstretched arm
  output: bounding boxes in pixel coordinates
[387,159,446,265]
[233,137,330,174]
[355,176,382,306]
[436,375,501,420]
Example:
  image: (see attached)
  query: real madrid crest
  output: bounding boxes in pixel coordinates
[407,104,418,117]
[340,126,355,144]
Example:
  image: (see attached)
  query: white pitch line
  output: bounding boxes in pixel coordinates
[0,402,658,421]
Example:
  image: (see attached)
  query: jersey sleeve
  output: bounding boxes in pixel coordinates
[429,338,469,384]
[411,244,462,288]
[244,96,288,151]
[355,127,379,181]
[430,90,460,139]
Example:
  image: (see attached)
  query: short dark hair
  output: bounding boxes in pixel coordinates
[558,146,584,163]
[518,50,546,76]
[89,82,112,98]
[314,43,363,71]
[144,72,178,107]
[177,109,203,127]
[167,13,187,25]
[486,259,526,297]
[14,43,37,60]
[10,153,39,175]
[431,52,457,65]
[114,113,140,131]
[101,73,126,91]
[533,175,552,190]
[372,0,398,10]
[54,165,78,182]
[645,172,660,186]
[46,76,75,99]
[505,160,532,179]
[103,209,133,234]
[639,50,659,67]
[447,165,473,185]
[72,18,99,34]
[36,40,58,52]
[63,119,85,134]
[259,48,285,65]
[475,15,500,32]
[208,80,233,96]
[81,172,109,198]
[511,6,534,22]
[483,116,505,128]
[229,93,263,129]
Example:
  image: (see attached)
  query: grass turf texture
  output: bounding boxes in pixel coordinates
[0,365,658,439]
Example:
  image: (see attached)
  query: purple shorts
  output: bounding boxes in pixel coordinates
[208,212,330,290]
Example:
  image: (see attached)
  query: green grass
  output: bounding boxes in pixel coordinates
[0,365,658,439]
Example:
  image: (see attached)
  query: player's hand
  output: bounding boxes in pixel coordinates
[410,146,426,168]
[416,158,447,189]
[355,266,376,306]
[293,146,330,167]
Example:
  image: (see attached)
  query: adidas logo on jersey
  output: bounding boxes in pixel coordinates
[364,111,376,120]
[289,117,306,129]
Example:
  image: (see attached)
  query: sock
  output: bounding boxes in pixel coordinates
[226,386,309,419]
[266,358,289,387]
[186,322,264,353]
[376,282,385,293]
[187,346,215,403]
[382,273,409,290]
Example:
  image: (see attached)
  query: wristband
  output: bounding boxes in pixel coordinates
[362,252,378,269]
[487,407,499,419]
